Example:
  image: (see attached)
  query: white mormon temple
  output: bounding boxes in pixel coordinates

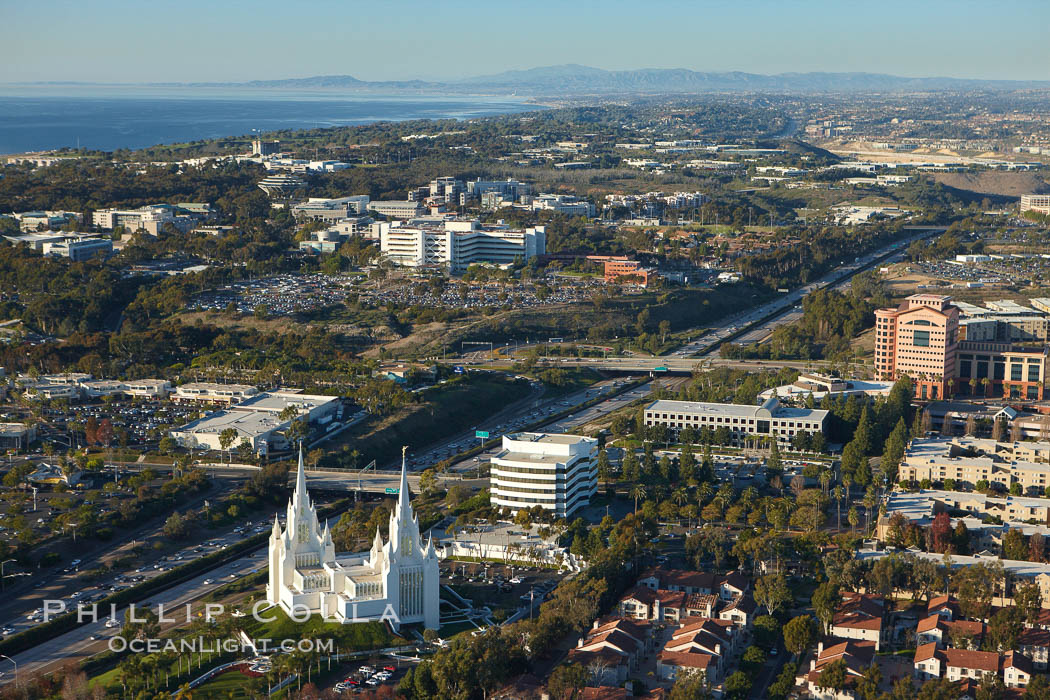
[267,449,440,629]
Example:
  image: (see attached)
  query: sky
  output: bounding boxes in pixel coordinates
[2,0,1048,84]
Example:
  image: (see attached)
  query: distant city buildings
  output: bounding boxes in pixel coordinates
[291,196,371,223]
[490,432,598,518]
[3,232,113,262]
[92,203,213,234]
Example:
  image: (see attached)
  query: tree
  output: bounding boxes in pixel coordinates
[1014,581,1042,626]
[817,658,848,691]
[723,671,752,700]
[754,573,791,616]
[767,440,782,476]
[783,614,816,657]
[857,663,883,700]
[546,662,587,700]
[218,427,237,464]
[629,484,646,515]
[1003,528,1027,560]
[669,670,712,700]
[812,583,840,634]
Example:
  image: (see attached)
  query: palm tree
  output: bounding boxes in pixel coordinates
[848,507,859,534]
[834,485,843,531]
[629,484,647,515]
[819,470,831,497]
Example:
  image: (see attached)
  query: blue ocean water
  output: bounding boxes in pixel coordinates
[0,86,540,153]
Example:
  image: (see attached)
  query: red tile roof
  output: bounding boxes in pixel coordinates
[658,651,714,670]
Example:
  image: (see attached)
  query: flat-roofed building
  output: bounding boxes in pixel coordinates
[490,432,598,517]
[368,200,425,219]
[874,294,959,400]
[173,382,258,405]
[1021,194,1050,216]
[380,220,545,272]
[643,398,828,447]
[897,436,1050,495]
[170,390,340,454]
[0,423,35,450]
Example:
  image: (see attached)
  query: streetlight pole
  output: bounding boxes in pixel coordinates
[0,654,17,687]
[0,559,14,591]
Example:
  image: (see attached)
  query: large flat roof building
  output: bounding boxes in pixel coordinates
[380,220,545,272]
[643,398,828,447]
[490,432,598,518]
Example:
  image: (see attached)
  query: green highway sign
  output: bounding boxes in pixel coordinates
[385,487,400,495]
[475,430,490,439]
[653,366,669,372]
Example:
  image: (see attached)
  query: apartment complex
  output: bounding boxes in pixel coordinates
[489,432,597,517]
[643,397,828,446]
[1021,194,1050,216]
[896,436,1050,495]
[379,220,545,272]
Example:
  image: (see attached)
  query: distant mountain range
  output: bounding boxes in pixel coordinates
[24,65,1050,95]
[226,65,1050,94]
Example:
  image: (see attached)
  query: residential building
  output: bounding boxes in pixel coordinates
[569,617,654,685]
[1021,194,1050,216]
[874,294,960,400]
[829,592,887,651]
[656,618,740,685]
[489,432,597,517]
[642,397,828,447]
[267,450,439,629]
[636,567,750,601]
[914,643,1032,689]
[619,587,688,623]
[805,640,877,700]
[380,220,545,272]
[895,437,1050,495]
[915,614,984,649]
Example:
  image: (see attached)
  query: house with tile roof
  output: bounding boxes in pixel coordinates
[804,639,877,700]
[916,614,985,649]
[829,592,887,651]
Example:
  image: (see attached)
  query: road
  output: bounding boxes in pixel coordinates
[663,228,942,359]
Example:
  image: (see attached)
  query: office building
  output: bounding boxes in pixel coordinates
[490,432,598,517]
[367,200,426,219]
[43,236,113,262]
[170,390,339,454]
[531,193,596,217]
[172,382,259,405]
[291,196,370,222]
[380,220,545,272]
[604,259,653,286]
[1021,194,1050,216]
[874,294,960,400]
[258,174,306,198]
[643,398,828,447]
[251,139,281,156]
[268,450,439,629]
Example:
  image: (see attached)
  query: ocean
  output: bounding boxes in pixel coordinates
[0,86,540,154]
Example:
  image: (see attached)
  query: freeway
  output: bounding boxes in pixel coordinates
[663,227,943,359]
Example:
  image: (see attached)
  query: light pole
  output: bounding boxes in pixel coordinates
[0,654,16,686]
[0,559,13,591]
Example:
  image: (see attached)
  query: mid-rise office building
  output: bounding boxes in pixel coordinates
[643,398,828,446]
[380,220,545,272]
[875,294,1046,401]
[490,432,598,517]
[1021,194,1050,216]
[368,200,426,219]
[291,196,370,222]
[532,193,596,217]
[874,294,960,400]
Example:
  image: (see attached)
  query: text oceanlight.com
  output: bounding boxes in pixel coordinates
[108,637,334,654]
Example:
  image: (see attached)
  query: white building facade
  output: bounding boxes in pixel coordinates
[380,220,545,272]
[267,450,440,629]
[490,432,598,517]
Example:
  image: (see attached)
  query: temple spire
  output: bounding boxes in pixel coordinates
[397,445,411,517]
[294,443,307,507]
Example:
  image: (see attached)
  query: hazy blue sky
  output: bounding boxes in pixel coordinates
[2,0,1048,83]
